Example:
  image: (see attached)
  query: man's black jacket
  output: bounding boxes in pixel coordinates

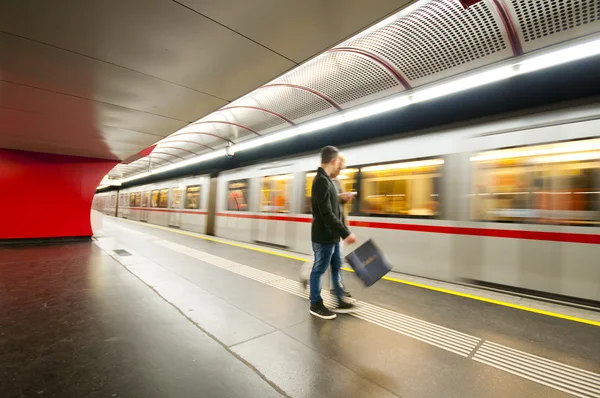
[311,167,351,244]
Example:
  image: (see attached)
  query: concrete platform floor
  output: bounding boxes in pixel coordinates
[1,217,598,398]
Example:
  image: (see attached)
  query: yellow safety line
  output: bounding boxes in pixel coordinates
[116,217,309,262]
[113,217,600,327]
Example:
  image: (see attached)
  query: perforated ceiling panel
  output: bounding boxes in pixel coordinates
[104,0,600,182]
[217,107,289,133]
[183,119,257,142]
[236,86,336,123]
[342,0,513,87]
[505,0,600,52]
[273,51,402,109]
[110,158,155,178]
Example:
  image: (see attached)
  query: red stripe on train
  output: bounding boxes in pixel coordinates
[349,221,600,245]
[215,213,599,244]
[216,212,311,223]
[128,207,207,215]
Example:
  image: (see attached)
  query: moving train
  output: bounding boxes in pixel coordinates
[94,103,600,303]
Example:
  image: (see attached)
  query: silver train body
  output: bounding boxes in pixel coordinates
[94,104,600,302]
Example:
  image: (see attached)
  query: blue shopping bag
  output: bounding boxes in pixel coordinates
[345,239,392,287]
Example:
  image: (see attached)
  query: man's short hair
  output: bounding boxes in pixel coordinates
[320,146,339,164]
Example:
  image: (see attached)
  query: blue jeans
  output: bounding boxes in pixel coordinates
[331,272,344,290]
[331,240,344,288]
[310,242,344,304]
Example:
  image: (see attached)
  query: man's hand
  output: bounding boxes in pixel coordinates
[339,192,356,203]
[344,233,357,245]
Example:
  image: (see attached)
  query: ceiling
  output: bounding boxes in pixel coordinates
[0,0,409,161]
[2,0,599,182]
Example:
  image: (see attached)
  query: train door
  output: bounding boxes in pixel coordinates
[257,174,292,248]
[124,192,133,219]
[112,193,118,217]
[168,185,183,228]
[140,191,150,222]
[206,177,218,236]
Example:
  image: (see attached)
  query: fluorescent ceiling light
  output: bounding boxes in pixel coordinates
[119,149,226,183]
[232,128,299,152]
[231,114,344,153]
[298,114,345,134]
[411,66,515,103]
[345,96,412,121]
[518,37,600,74]
[106,35,600,186]
[99,176,122,186]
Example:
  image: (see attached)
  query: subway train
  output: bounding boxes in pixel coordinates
[93,103,600,303]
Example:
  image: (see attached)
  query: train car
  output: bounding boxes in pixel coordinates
[92,191,118,217]
[115,175,212,232]
[96,103,600,302]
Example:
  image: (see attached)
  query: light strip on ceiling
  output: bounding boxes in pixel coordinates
[120,149,226,183]
[106,35,600,186]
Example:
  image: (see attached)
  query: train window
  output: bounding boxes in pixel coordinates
[170,188,182,209]
[261,174,293,213]
[158,189,169,208]
[305,173,315,214]
[142,192,150,207]
[359,159,443,217]
[227,180,249,211]
[129,192,141,207]
[470,139,600,225]
[129,193,135,207]
[151,190,159,208]
[304,169,358,214]
[185,186,201,209]
[110,195,116,206]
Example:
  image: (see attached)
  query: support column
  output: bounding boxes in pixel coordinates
[0,149,117,240]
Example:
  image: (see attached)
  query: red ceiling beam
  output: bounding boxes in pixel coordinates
[154,146,199,156]
[167,131,230,142]
[260,84,342,111]
[151,151,185,160]
[328,47,411,89]
[489,0,523,56]
[220,106,296,126]
[188,121,260,136]
[156,139,215,151]
[147,154,175,164]
[457,0,484,8]
[121,144,157,164]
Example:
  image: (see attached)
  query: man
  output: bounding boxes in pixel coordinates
[330,153,354,299]
[309,146,357,320]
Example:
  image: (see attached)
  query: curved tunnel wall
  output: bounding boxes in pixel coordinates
[0,149,117,240]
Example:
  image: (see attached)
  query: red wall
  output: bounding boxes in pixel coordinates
[0,149,117,240]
